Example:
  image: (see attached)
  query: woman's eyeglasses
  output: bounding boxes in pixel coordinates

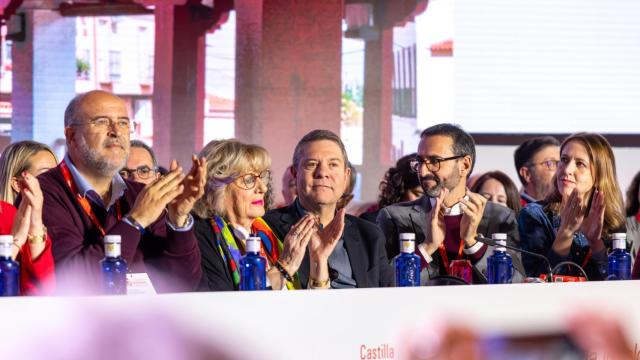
[234,170,271,190]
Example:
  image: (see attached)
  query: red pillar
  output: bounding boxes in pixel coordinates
[361,28,394,201]
[152,3,210,168]
[235,0,343,203]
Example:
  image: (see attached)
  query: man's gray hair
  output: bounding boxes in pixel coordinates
[292,129,349,169]
[130,140,158,168]
[64,92,89,127]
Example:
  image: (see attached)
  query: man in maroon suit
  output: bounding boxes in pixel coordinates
[38,90,206,293]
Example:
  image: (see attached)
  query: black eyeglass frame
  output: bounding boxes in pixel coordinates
[410,154,467,173]
[119,165,158,180]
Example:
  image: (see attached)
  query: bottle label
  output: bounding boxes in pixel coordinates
[613,239,626,250]
[401,240,415,253]
[126,273,157,295]
[0,243,12,258]
[105,243,121,258]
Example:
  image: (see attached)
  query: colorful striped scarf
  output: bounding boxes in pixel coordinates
[210,215,301,290]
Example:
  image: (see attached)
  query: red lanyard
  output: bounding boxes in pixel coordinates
[581,248,592,269]
[60,160,121,236]
[438,239,465,275]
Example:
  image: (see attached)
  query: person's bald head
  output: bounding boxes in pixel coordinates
[64,90,126,127]
[63,91,131,178]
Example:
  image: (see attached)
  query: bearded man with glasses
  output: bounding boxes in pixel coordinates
[376,123,523,284]
[35,90,206,294]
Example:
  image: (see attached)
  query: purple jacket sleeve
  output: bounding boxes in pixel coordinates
[143,215,202,293]
[40,180,143,293]
[39,170,201,293]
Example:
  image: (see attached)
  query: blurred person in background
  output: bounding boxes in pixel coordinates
[119,140,160,185]
[519,133,626,280]
[280,165,297,207]
[192,139,309,290]
[470,171,522,217]
[0,141,57,294]
[625,170,640,263]
[626,171,640,278]
[360,153,423,223]
[336,161,357,211]
[405,313,634,360]
[514,136,561,206]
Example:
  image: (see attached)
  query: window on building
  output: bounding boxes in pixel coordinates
[108,51,122,81]
[110,17,119,34]
[5,40,11,62]
[76,49,91,80]
[146,54,154,83]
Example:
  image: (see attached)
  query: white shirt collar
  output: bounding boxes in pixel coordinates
[231,224,251,241]
[63,153,127,210]
[429,195,470,216]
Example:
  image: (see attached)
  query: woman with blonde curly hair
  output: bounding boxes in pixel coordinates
[193,139,311,291]
[519,133,626,280]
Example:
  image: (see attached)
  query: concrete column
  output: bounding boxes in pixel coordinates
[361,28,393,202]
[12,5,76,147]
[152,3,211,168]
[235,0,343,203]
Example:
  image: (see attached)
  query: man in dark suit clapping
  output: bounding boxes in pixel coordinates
[263,130,393,289]
[377,123,524,284]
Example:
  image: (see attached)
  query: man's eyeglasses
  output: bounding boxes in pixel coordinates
[72,118,133,134]
[527,159,559,171]
[119,165,157,180]
[410,155,466,173]
[234,170,270,190]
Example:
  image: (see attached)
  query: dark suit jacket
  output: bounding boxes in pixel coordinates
[376,196,524,282]
[263,203,394,288]
[193,215,235,291]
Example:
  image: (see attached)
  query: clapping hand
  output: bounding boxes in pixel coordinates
[308,208,346,261]
[279,215,317,274]
[168,155,207,227]
[580,190,605,252]
[423,188,447,255]
[559,188,586,235]
[459,190,488,246]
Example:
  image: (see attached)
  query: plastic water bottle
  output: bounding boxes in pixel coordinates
[100,235,128,295]
[240,236,267,290]
[486,233,514,284]
[608,233,631,280]
[0,235,19,296]
[395,233,420,287]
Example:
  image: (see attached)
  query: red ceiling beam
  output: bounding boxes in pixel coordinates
[0,0,23,20]
[58,1,153,16]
